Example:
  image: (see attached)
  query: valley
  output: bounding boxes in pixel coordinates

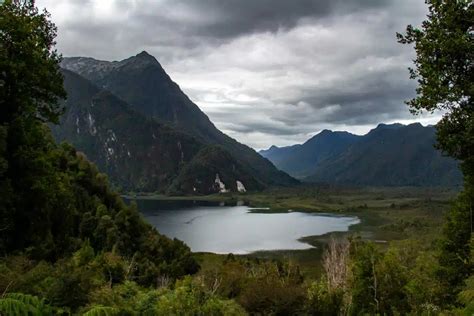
[128,185,456,278]
[1,0,472,314]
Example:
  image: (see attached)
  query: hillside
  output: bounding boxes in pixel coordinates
[260,130,360,178]
[61,52,297,188]
[261,123,462,186]
[52,69,261,194]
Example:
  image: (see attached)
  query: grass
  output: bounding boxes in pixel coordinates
[130,185,458,279]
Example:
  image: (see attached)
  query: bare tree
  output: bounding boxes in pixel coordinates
[323,237,350,292]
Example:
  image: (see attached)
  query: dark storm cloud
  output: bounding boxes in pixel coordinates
[139,0,391,39]
[280,69,417,126]
[37,0,436,149]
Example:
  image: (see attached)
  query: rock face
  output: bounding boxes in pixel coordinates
[214,174,229,193]
[261,123,462,187]
[60,52,297,193]
[167,145,263,195]
[236,181,247,193]
[53,69,261,194]
[61,52,297,189]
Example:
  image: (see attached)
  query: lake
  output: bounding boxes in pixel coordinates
[133,199,360,254]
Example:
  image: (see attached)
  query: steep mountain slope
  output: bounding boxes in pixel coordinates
[260,130,360,178]
[262,123,462,186]
[168,145,264,195]
[307,123,461,186]
[52,69,261,194]
[61,52,297,187]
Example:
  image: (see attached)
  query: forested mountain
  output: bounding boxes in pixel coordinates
[260,130,361,178]
[52,69,261,194]
[261,123,462,186]
[61,52,297,190]
[0,1,199,310]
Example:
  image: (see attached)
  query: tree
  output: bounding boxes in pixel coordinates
[0,0,198,286]
[0,0,66,125]
[397,0,473,304]
[397,1,473,170]
[0,0,68,255]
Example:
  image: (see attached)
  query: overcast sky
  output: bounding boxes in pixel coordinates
[37,0,442,150]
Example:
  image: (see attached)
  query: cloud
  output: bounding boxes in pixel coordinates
[37,0,437,149]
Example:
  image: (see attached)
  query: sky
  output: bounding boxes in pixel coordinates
[37,0,443,150]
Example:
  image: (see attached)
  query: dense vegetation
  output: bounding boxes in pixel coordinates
[0,0,472,315]
[261,123,462,186]
[53,67,261,195]
[60,51,297,191]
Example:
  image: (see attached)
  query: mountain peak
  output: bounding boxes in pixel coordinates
[376,123,404,130]
[136,50,154,59]
[318,129,333,136]
[121,51,160,68]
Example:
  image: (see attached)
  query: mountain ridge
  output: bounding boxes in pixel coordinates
[260,129,361,178]
[260,123,462,186]
[61,52,297,188]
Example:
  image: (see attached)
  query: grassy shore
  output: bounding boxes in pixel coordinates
[128,185,458,279]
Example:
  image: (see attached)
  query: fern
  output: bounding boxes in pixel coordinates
[0,293,54,316]
[82,305,119,316]
[0,297,40,315]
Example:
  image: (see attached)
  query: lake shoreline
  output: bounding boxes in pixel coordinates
[135,201,359,254]
[126,187,453,278]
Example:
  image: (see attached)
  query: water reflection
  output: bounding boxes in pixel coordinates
[131,199,359,254]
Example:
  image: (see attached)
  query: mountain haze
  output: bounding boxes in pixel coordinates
[261,123,462,186]
[61,52,296,189]
[57,53,295,193]
[260,130,360,178]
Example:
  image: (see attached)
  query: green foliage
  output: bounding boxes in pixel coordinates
[154,277,246,315]
[85,278,246,315]
[458,275,474,311]
[437,191,474,302]
[306,278,344,316]
[0,1,198,313]
[405,251,443,313]
[0,293,54,315]
[346,239,445,315]
[398,0,474,305]
[83,305,119,316]
[397,0,472,115]
[347,241,382,314]
[0,0,66,124]
[0,0,472,314]
[199,256,305,315]
[168,145,263,195]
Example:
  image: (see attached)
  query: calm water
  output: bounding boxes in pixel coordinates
[132,199,360,254]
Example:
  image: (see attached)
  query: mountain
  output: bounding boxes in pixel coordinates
[260,130,360,178]
[52,69,262,194]
[261,123,462,186]
[61,52,296,188]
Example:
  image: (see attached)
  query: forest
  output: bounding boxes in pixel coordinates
[0,0,472,315]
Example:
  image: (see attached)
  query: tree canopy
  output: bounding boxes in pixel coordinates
[0,0,66,125]
[398,0,474,303]
[397,0,473,173]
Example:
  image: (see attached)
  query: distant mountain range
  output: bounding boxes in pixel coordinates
[260,123,462,187]
[56,51,296,194]
[57,51,460,190]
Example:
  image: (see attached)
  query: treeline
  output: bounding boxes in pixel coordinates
[0,0,201,313]
[0,236,472,315]
[0,0,473,315]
